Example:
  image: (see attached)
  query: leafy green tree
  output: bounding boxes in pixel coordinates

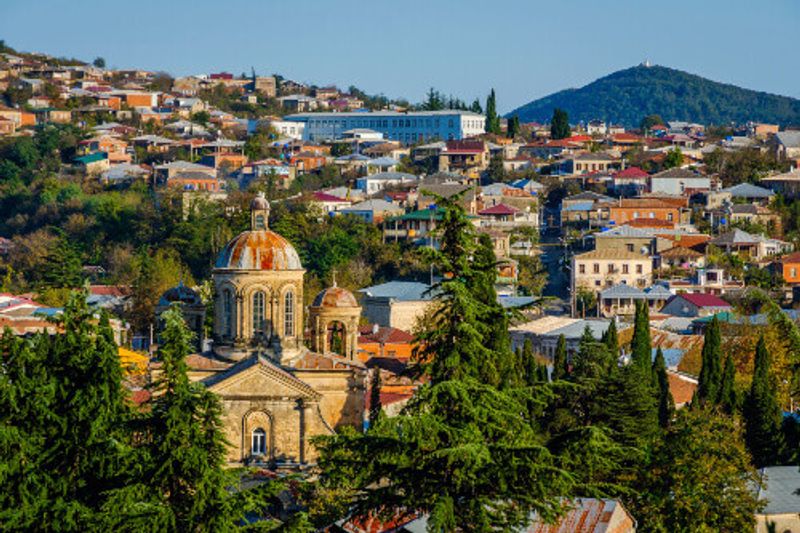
[549,108,570,140]
[663,148,683,169]
[630,301,652,376]
[640,114,664,131]
[485,88,501,134]
[697,315,722,405]
[552,333,568,380]
[93,57,106,68]
[744,335,785,467]
[635,407,763,532]
[315,194,572,531]
[653,348,674,428]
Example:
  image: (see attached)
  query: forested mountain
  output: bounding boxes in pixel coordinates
[507,64,800,127]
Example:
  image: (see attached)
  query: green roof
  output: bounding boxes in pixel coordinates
[74,152,108,164]
[387,208,477,223]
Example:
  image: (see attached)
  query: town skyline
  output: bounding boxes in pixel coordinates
[2,0,799,112]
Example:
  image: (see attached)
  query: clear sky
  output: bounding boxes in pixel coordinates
[1,0,798,113]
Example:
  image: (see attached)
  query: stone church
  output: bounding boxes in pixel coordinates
[157,193,366,467]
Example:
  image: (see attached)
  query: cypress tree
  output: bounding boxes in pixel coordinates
[631,301,652,375]
[552,334,568,380]
[697,315,722,405]
[485,89,501,134]
[602,319,619,359]
[744,336,784,467]
[550,108,570,140]
[507,115,520,139]
[653,348,674,428]
[368,368,383,427]
[316,194,572,530]
[719,355,738,414]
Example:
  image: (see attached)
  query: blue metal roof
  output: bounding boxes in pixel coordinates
[562,201,595,212]
[359,281,435,301]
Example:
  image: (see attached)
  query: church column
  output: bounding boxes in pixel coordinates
[235,292,244,343]
[298,399,312,464]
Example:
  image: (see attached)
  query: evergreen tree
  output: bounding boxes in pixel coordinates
[485,88,501,134]
[550,108,570,140]
[423,87,444,111]
[470,98,483,114]
[697,315,722,405]
[552,334,568,380]
[719,354,738,414]
[368,368,383,427]
[507,115,520,139]
[630,301,652,376]
[39,232,84,290]
[602,319,618,358]
[600,365,659,449]
[315,194,572,531]
[744,336,784,467]
[653,348,674,428]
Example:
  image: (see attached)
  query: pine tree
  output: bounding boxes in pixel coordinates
[630,301,652,376]
[315,194,572,531]
[485,88,501,134]
[697,315,723,405]
[552,334,568,380]
[470,98,483,114]
[550,108,570,140]
[39,232,84,290]
[719,355,738,414]
[653,348,674,428]
[744,336,784,467]
[601,365,659,449]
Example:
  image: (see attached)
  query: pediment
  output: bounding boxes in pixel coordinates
[205,357,321,400]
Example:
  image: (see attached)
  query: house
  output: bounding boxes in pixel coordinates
[356,171,418,195]
[755,466,800,533]
[339,199,404,224]
[560,191,614,225]
[358,281,435,331]
[478,203,537,229]
[775,251,800,285]
[586,120,606,135]
[770,130,800,160]
[357,325,415,362]
[562,152,621,175]
[309,191,351,214]
[612,166,649,196]
[593,225,659,256]
[0,116,16,135]
[74,152,110,174]
[608,197,691,226]
[77,135,131,164]
[648,167,710,195]
[572,249,653,295]
[511,316,613,359]
[438,139,489,177]
[760,168,800,199]
[598,283,672,317]
[659,246,706,270]
[727,204,781,229]
[708,228,792,261]
[154,160,216,184]
[660,293,731,318]
[101,163,149,184]
[167,171,222,192]
[707,182,774,209]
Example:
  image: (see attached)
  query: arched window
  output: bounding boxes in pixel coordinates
[252,291,265,335]
[284,291,294,337]
[222,289,233,338]
[254,214,265,230]
[251,428,266,456]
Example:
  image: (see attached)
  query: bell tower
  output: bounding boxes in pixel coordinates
[251,192,270,230]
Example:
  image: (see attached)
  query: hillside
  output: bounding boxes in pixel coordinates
[507,65,800,127]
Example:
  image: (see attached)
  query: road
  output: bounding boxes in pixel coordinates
[539,207,570,315]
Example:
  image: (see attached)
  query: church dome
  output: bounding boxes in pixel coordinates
[250,193,270,211]
[158,281,202,306]
[312,286,359,308]
[215,230,302,271]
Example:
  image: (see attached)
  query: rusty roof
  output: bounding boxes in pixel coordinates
[215,230,302,271]
[312,286,359,308]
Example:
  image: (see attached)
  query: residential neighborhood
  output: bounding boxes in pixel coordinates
[0,3,799,530]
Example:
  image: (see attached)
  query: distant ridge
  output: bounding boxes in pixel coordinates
[507,64,800,127]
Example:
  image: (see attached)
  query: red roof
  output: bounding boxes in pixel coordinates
[359,325,414,345]
[312,191,348,203]
[478,203,519,216]
[615,166,649,179]
[566,134,592,143]
[675,293,731,308]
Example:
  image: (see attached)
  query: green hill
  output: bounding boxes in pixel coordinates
[507,65,800,127]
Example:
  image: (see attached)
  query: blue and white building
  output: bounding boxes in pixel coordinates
[284,110,485,144]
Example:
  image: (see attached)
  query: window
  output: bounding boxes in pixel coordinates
[626,244,634,252]
[633,212,639,219]
[252,428,266,456]
[595,280,601,286]
[593,263,600,274]
[649,212,654,218]
[667,213,674,222]
[254,214,265,230]
[222,289,233,338]
[608,264,614,274]
[284,291,295,337]
[579,264,585,274]
[622,264,629,274]
[252,291,266,334]
[636,264,643,274]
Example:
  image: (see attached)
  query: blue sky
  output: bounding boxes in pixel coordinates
[1,0,798,112]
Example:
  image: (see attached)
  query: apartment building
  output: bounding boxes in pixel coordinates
[284,110,485,144]
[572,249,653,295]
